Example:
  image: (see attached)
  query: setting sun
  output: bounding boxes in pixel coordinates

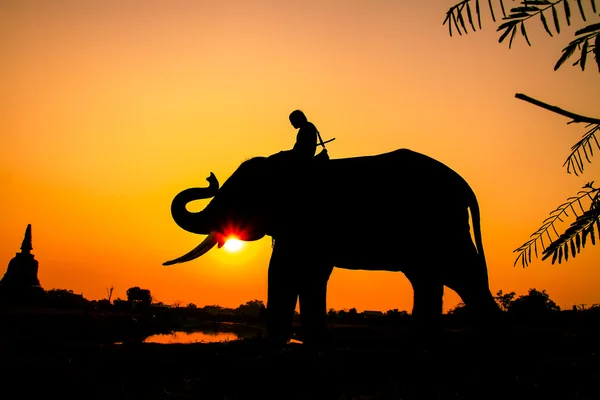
[222,238,245,253]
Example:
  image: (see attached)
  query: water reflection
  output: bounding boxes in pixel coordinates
[143,329,303,344]
[145,330,243,344]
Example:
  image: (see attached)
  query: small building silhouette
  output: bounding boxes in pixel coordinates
[0,224,45,305]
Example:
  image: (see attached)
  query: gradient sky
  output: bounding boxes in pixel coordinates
[2,1,599,312]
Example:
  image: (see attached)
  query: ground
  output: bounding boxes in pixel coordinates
[0,326,598,400]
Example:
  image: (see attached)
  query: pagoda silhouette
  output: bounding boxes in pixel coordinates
[0,224,45,305]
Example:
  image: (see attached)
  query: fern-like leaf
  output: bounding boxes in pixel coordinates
[564,125,600,175]
[541,205,600,263]
[514,183,600,267]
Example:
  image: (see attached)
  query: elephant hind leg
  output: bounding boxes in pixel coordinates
[445,253,502,334]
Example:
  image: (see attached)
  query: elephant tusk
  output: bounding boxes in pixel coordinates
[163,231,219,266]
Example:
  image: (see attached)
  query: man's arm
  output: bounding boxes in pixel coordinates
[292,127,317,159]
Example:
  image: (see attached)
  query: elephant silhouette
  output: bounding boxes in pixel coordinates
[164,148,501,347]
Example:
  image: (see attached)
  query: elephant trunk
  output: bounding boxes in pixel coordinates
[170,173,219,235]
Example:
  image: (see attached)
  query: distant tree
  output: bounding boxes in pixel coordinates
[236,299,265,316]
[96,299,112,311]
[44,288,90,309]
[125,286,152,308]
[187,303,197,309]
[508,288,561,317]
[385,309,405,317]
[171,300,183,308]
[494,290,517,312]
[447,302,469,317]
[384,309,409,324]
[202,305,224,315]
[443,1,600,266]
[113,298,129,311]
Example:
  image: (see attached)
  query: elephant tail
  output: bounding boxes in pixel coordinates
[469,193,487,269]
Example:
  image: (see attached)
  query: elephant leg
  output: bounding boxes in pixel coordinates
[406,273,444,342]
[266,244,300,345]
[448,278,502,335]
[444,240,502,334]
[298,264,334,349]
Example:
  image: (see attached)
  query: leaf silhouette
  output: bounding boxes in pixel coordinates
[499,23,516,44]
[540,11,553,37]
[488,0,496,21]
[457,10,468,34]
[576,0,586,20]
[555,42,578,70]
[466,1,476,31]
[595,34,600,73]
[564,0,572,26]
[509,25,518,48]
[575,22,600,36]
[581,39,588,70]
[552,3,561,34]
[521,21,532,46]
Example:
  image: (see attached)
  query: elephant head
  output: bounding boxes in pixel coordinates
[164,157,274,266]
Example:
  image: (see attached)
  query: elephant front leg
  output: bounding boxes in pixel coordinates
[266,246,300,346]
[298,264,334,350]
[406,273,444,343]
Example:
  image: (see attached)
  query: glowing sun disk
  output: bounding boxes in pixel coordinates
[223,237,244,252]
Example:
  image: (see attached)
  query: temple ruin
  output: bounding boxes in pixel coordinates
[0,224,45,305]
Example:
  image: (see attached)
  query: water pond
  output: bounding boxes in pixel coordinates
[141,322,302,344]
[144,329,255,344]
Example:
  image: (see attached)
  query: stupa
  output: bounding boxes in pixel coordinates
[0,224,45,304]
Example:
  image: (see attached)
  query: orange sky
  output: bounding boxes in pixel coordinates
[2,1,599,312]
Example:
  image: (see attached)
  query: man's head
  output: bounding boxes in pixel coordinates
[289,109,307,129]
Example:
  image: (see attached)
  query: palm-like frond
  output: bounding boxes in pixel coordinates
[514,183,600,267]
[512,94,600,265]
[541,190,600,264]
[443,5,600,265]
[564,123,600,175]
[444,1,600,72]
[555,22,600,71]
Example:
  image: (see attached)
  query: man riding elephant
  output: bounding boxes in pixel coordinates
[271,110,330,164]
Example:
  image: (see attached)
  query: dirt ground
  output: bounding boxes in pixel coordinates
[0,327,598,400]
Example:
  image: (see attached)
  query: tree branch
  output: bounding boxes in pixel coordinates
[515,93,600,124]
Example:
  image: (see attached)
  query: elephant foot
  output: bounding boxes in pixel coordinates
[299,327,332,353]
